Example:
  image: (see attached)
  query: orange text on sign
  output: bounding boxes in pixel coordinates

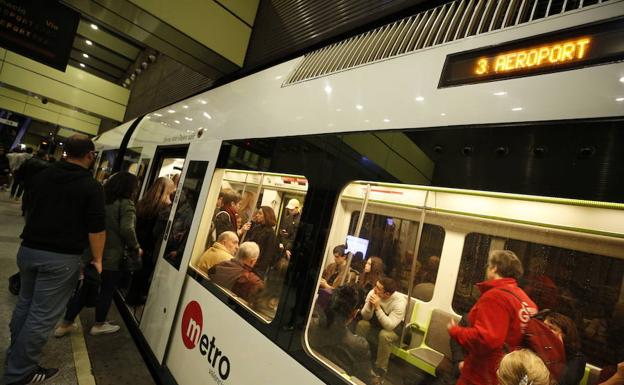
[474,37,591,75]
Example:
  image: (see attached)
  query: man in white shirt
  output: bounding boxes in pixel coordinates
[356,277,407,381]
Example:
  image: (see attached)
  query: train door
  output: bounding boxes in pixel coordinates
[139,140,221,363]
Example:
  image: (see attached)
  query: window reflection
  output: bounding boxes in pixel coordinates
[453,233,624,366]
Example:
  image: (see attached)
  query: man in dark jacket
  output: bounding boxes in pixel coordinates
[278,198,301,253]
[448,250,538,385]
[209,241,264,302]
[3,135,106,385]
[15,149,49,215]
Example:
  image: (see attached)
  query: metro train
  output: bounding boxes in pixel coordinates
[94,1,624,385]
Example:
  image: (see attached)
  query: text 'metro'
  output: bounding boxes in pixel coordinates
[439,18,624,87]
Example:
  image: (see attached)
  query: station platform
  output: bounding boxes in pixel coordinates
[0,191,156,385]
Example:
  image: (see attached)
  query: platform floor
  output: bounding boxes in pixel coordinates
[0,190,156,385]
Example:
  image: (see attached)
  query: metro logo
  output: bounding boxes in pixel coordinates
[181,301,203,349]
[180,300,231,382]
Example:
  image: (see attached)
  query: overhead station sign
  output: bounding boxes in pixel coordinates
[439,18,624,87]
[0,0,80,71]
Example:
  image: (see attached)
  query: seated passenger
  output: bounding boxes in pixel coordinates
[320,245,348,289]
[196,231,239,275]
[355,277,407,382]
[544,312,586,385]
[497,349,551,385]
[209,241,264,303]
[309,285,376,384]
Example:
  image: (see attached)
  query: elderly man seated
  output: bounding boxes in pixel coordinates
[197,231,239,275]
[209,242,264,303]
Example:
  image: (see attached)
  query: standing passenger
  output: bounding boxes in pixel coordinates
[245,206,278,277]
[448,250,538,385]
[128,176,176,304]
[0,146,10,190]
[278,198,301,253]
[214,189,242,238]
[4,135,105,385]
[56,172,141,336]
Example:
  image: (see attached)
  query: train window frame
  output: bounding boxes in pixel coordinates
[187,168,309,325]
[304,180,448,384]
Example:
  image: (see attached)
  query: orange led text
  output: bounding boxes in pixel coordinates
[474,37,591,75]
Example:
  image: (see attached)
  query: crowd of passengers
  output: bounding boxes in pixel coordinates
[309,248,624,385]
[193,188,301,317]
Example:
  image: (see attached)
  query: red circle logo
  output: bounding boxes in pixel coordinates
[181,301,203,349]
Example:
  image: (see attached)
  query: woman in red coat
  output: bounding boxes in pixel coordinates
[448,250,538,385]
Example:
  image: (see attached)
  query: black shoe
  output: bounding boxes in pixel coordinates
[8,366,59,384]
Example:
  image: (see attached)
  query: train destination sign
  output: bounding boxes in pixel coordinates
[439,18,624,87]
[0,0,79,71]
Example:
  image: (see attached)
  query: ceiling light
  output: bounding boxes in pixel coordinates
[493,91,507,96]
[364,119,370,123]
[616,97,624,102]
[79,63,85,68]
[90,24,98,30]
[85,39,92,46]
[185,117,192,121]
[174,120,180,124]
[199,100,207,104]
[440,113,446,116]
[324,85,332,95]
[415,96,424,102]
[168,109,175,113]
[153,113,162,117]
[203,112,212,119]
[82,53,89,58]
[182,105,188,109]
[275,75,283,80]
[512,107,523,111]
[383,118,390,123]
[355,104,363,110]
[620,76,624,83]
[336,108,342,112]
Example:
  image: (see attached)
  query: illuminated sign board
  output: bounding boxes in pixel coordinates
[439,18,624,87]
[0,0,79,71]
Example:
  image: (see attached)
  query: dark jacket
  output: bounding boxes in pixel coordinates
[278,211,300,251]
[308,316,373,383]
[0,153,9,175]
[209,258,264,302]
[559,352,587,385]
[246,223,278,276]
[17,156,49,213]
[83,199,140,271]
[214,209,235,238]
[21,161,105,254]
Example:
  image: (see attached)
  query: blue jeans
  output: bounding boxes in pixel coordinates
[4,246,80,384]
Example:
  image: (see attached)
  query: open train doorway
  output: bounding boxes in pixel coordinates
[118,144,189,324]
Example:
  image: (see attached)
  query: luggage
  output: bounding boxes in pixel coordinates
[8,272,20,295]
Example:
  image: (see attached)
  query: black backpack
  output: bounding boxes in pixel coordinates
[8,272,20,295]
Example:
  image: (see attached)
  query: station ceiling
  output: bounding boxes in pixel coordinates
[69,19,143,84]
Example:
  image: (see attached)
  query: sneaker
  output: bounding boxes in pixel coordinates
[90,322,120,335]
[54,323,76,338]
[8,366,59,384]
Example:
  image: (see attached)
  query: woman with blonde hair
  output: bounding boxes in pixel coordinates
[497,349,551,385]
[237,190,256,224]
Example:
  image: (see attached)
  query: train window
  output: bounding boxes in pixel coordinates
[306,181,445,385]
[453,232,624,367]
[162,161,209,269]
[348,211,444,300]
[188,170,308,322]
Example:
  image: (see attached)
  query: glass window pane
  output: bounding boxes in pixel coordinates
[453,233,624,366]
[163,160,209,269]
[189,170,308,323]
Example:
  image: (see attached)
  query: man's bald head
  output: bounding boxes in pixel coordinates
[217,231,239,255]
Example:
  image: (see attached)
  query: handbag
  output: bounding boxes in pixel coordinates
[118,200,142,272]
[122,246,142,272]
